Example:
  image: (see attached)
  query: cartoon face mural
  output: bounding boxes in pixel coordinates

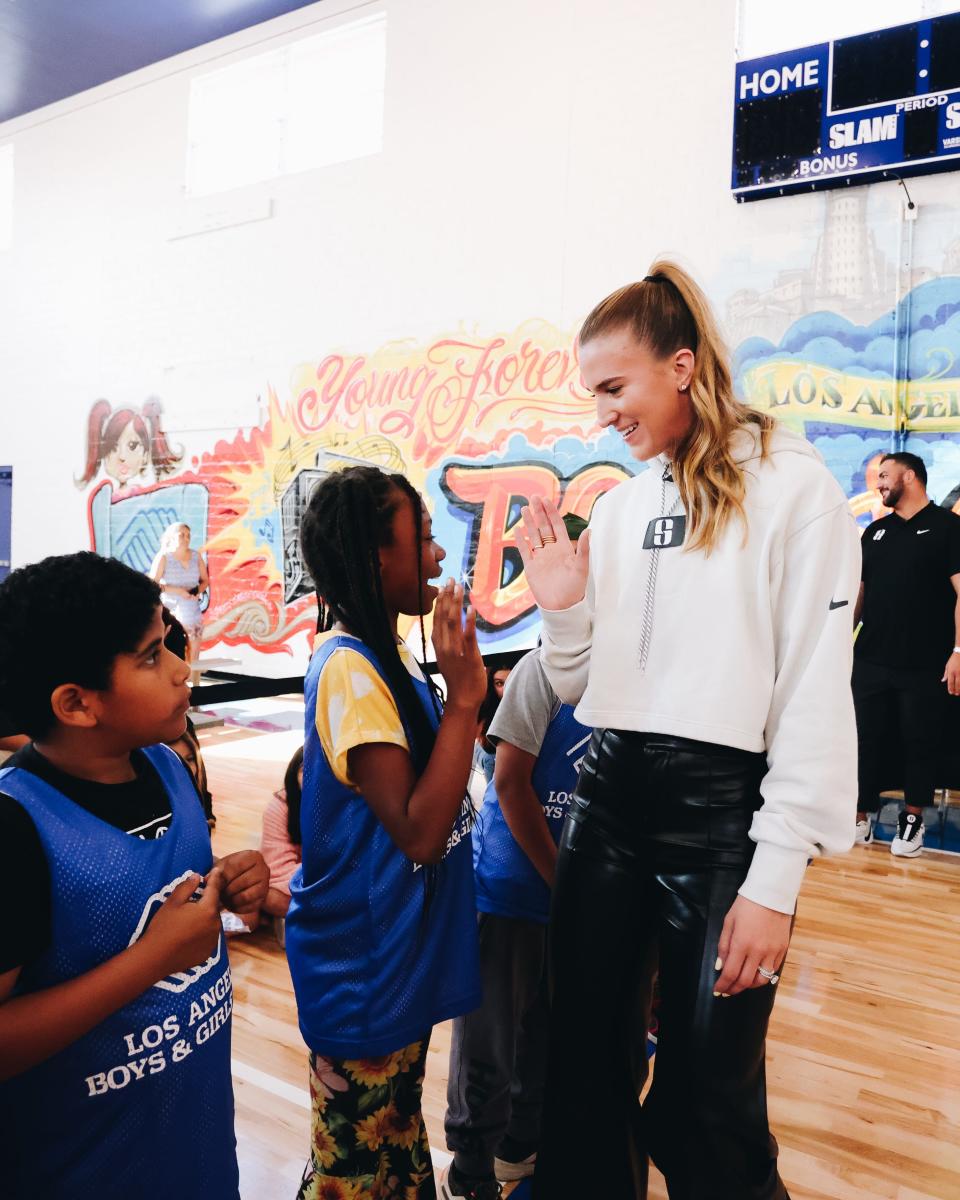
[78,398,183,494]
[81,398,213,635]
[104,420,148,483]
[78,194,960,663]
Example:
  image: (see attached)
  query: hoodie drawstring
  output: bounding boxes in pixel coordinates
[637,464,683,674]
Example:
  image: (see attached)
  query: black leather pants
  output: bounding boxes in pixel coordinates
[533,730,790,1200]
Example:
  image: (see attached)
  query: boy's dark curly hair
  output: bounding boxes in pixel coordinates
[0,552,162,737]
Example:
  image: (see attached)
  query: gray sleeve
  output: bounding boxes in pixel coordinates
[487,649,558,757]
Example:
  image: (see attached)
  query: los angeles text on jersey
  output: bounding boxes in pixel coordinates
[83,966,234,1098]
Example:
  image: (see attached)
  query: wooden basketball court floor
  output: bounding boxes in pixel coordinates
[199,720,960,1200]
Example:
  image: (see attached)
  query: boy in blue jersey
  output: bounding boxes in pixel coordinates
[0,552,268,1199]
[441,519,592,1200]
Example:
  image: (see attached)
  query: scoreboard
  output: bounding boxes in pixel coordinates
[732,11,960,200]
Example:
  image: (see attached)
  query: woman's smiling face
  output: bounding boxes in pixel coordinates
[580,328,694,462]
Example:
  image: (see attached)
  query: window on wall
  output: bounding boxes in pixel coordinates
[0,145,13,251]
[186,11,386,196]
[736,0,956,57]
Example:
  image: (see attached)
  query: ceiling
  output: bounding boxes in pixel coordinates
[0,0,322,124]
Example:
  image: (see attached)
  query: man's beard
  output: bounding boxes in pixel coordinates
[882,482,903,508]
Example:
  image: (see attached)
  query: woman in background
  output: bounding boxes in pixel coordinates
[150,523,209,662]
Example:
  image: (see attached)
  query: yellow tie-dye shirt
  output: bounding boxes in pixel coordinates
[312,631,426,787]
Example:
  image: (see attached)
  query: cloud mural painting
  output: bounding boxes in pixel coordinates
[733,275,960,525]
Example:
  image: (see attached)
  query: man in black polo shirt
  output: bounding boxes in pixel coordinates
[853,451,960,855]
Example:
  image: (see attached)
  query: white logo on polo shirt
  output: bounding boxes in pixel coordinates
[873,529,885,541]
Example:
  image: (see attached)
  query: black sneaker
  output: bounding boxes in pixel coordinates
[891,811,924,858]
[438,1163,502,1199]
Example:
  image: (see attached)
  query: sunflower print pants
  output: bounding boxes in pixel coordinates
[297,1035,436,1200]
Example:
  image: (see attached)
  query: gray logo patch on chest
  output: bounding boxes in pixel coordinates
[642,515,686,549]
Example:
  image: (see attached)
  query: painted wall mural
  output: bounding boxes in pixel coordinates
[734,273,960,524]
[78,198,960,665]
[78,325,639,660]
[727,189,960,527]
[78,399,184,495]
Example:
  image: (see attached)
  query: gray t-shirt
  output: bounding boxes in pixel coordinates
[487,647,560,757]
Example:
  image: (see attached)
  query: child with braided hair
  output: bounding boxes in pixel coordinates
[285,466,487,1199]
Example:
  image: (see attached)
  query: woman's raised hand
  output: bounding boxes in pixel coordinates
[431,580,487,714]
[516,496,590,612]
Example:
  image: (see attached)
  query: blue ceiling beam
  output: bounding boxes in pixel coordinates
[0,0,323,124]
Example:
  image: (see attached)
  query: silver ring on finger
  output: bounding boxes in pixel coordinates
[756,965,779,984]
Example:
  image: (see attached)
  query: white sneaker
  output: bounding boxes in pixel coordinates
[854,816,875,845]
[493,1151,537,1182]
[494,1135,537,1181]
[891,812,924,857]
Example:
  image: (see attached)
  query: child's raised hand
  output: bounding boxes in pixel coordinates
[516,496,590,612]
[142,868,224,976]
[431,579,487,714]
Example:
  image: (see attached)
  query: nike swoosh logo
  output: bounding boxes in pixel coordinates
[917,530,930,535]
[829,599,849,610]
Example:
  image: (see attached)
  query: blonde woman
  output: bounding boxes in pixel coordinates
[149,524,208,661]
[519,263,860,1200]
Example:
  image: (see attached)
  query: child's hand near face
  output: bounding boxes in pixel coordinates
[217,850,269,917]
[432,581,487,714]
[142,869,224,975]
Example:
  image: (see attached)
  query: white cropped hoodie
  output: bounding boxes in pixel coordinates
[539,426,861,915]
